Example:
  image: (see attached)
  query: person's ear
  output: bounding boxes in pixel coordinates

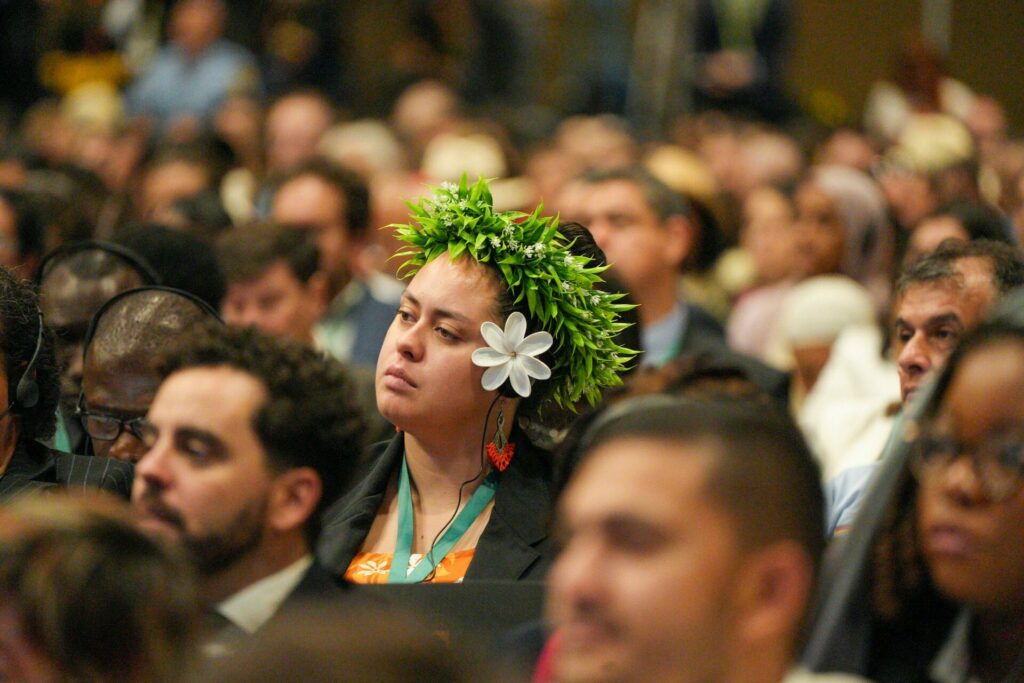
[662,214,697,271]
[267,467,322,535]
[732,540,814,645]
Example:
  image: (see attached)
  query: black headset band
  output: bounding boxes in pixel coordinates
[81,285,224,361]
[36,240,162,287]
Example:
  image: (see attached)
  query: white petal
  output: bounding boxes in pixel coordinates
[518,354,551,380]
[509,360,533,397]
[481,363,512,391]
[504,312,527,348]
[480,321,510,353]
[472,347,510,367]
[516,330,553,357]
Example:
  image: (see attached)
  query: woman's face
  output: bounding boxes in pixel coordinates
[376,255,503,436]
[793,182,845,278]
[916,338,1024,614]
[741,186,797,283]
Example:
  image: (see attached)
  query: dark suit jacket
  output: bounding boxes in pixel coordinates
[317,431,554,582]
[675,303,791,405]
[349,288,398,369]
[0,440,133,500]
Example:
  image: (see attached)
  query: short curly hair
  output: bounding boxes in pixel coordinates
[0,267,58,442]
[159,326,367,543]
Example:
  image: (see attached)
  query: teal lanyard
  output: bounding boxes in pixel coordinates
[388,456,499,584]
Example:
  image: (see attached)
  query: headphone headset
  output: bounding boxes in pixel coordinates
[36,240,162,287]
[12,311,44,412]
[81,285,224,361]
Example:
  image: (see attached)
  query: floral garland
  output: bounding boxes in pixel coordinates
[392,177,636,409]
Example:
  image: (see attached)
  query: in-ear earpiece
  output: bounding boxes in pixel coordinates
[13,312,44,411]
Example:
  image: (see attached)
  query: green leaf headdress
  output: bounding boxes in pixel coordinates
[393,176,637,409]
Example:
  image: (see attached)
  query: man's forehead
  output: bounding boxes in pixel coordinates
[563,439,716,521]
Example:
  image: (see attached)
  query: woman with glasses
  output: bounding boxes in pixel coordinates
[832,301,1024,683]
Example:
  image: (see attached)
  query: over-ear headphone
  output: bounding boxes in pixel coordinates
[81,285,224,362]
[36,240,161,287]
[13,311,44,411]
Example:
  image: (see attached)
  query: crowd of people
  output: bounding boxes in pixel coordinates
[0,1,1023,682]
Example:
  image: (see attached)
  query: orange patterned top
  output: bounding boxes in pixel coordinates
[345,549,476,584]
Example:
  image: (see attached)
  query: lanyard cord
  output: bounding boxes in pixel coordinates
[389,394,502,583]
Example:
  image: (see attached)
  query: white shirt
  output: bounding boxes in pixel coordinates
[217,555,313,635]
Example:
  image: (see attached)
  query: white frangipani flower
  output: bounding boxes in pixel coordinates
[471,312,553,397]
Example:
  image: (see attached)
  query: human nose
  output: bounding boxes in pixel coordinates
[587,220,611,253]
[898,333,931,378]
[549,534,605,610]
[935,452,988,507]
[135,435,173,488]
[395,319,425,362]
[108,430,148,464]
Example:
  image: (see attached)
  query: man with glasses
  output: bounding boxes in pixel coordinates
[805,294,1024,682]
[79,287,222,463]
[0,266,131,499]
[38,241,158,453]
[131,326,366,655]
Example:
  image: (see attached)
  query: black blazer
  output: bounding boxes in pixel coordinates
[676,304,791,405]
[317,431,554,583]
[0,440,134,500]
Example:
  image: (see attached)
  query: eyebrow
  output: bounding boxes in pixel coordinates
[402,291,471,324]
[173,426,226,454]
[895,312,962,329]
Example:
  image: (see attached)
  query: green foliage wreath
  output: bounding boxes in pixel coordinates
[393,176,636,409]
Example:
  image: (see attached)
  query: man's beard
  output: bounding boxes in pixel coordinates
[183,496,268,576]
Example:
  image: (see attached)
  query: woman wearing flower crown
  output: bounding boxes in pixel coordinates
[317,178,634,584]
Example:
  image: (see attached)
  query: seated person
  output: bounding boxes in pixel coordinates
[217,222,328,345]
[318,180,636,584]
[0,494,198,683]
[0,266,131,499]
[545,396,868,683]
[804,290,1024,681]
[37,241,159,452]
[216,222,390,444]
[132,326,367,654]
[79,286,223,463]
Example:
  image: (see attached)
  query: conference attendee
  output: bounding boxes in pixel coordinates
[37,241,159,452]
[217,223,390,442]
[545,396,867,683]
[804,292,1024,683]
[792,165,894,313]
[271,158,395,367]
[579,166,788,402]
[79,287,223,463]
[264,90,335,179]
[125,0,260,132]
[0,266,132,499]
[0,494,198,683]
[822,239,1024,533]
[903,199,1013,266]
[132,326,367,654]
[318,180,635,584]
[217,222,328,345]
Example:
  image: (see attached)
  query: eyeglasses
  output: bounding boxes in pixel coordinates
[75,402,152,444]
[910,422,1024,502]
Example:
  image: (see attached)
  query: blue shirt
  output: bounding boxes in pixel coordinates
[126,40,260,125]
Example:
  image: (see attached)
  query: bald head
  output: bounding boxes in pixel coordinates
[265,92,334,176]
[82,290,220,462]
[40,247,153,412]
